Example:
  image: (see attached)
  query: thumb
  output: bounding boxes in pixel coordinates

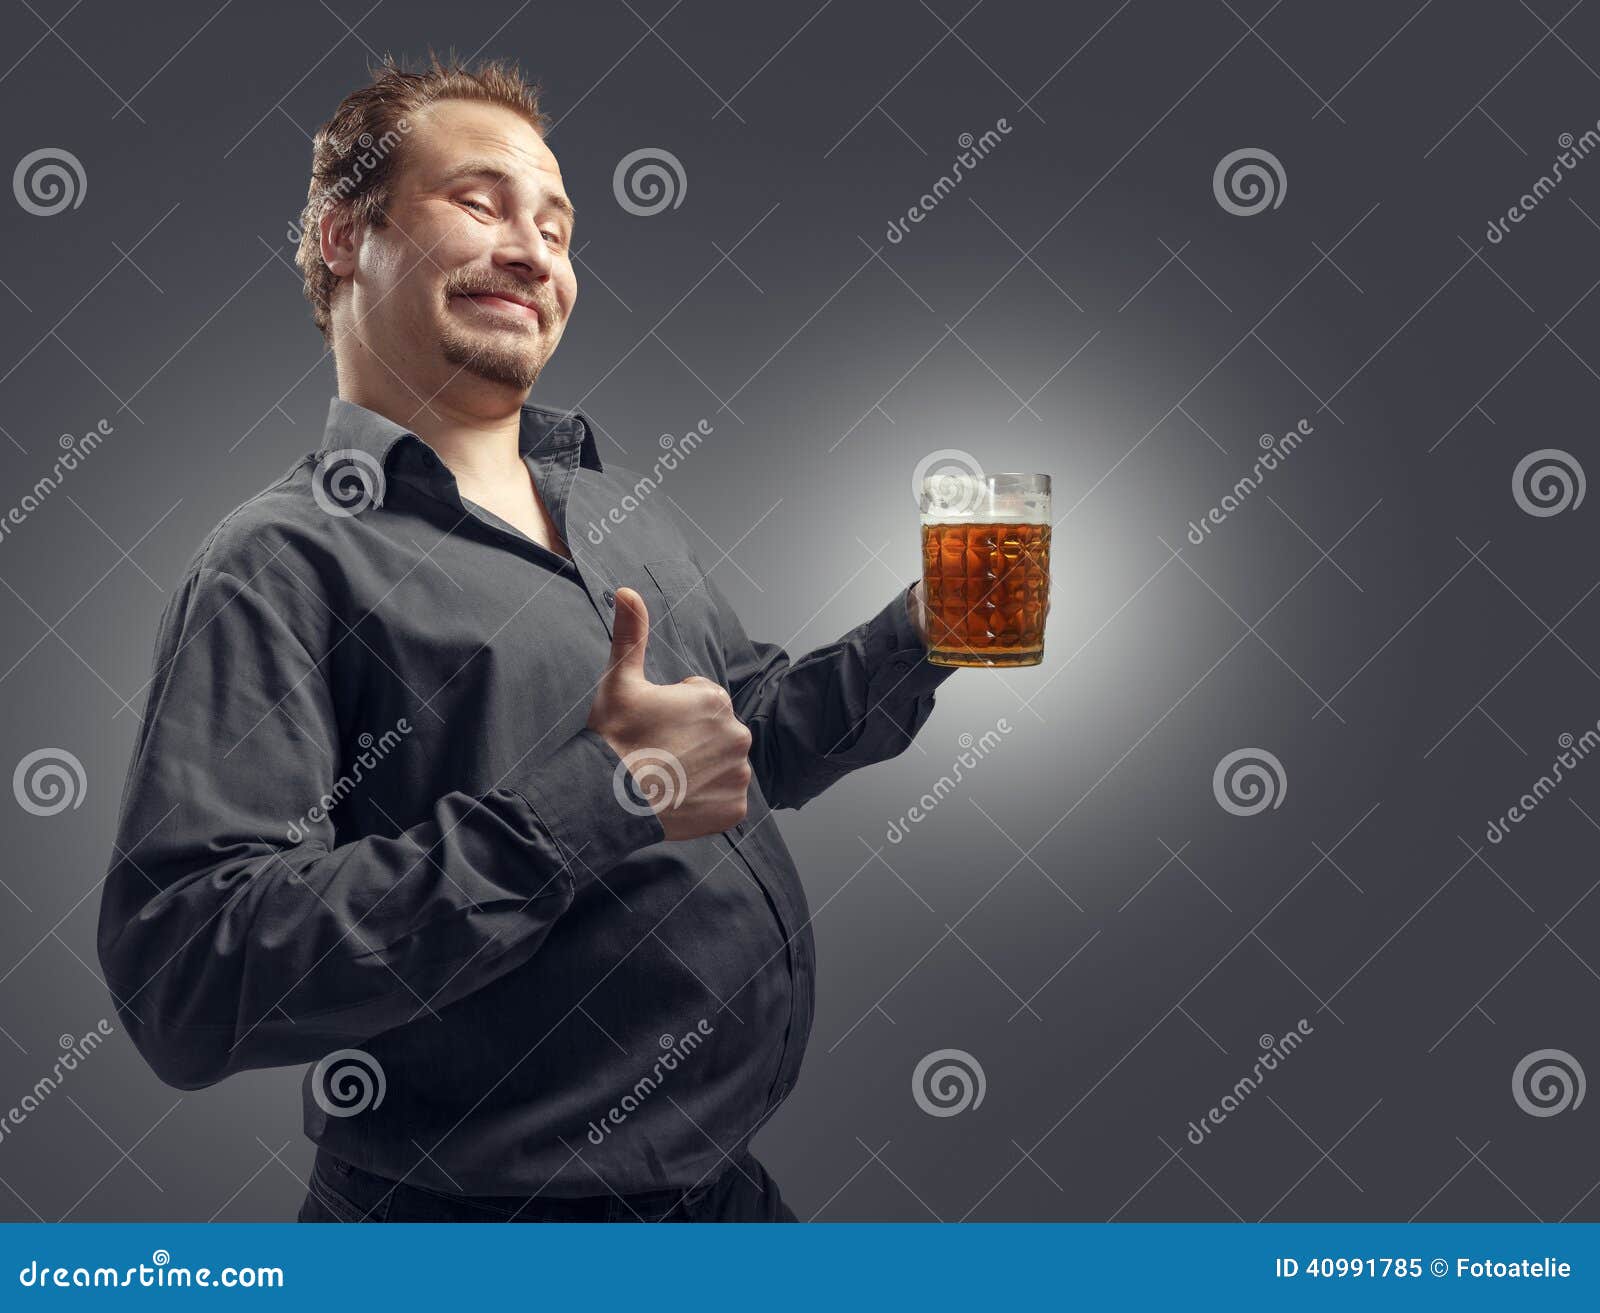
[601,586,651,684]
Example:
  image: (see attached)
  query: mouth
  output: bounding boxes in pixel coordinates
[451,290,543,324]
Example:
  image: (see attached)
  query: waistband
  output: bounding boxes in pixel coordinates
[312,1143,737,1221]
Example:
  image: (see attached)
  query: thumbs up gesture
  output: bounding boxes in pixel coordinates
[586,587,753,841]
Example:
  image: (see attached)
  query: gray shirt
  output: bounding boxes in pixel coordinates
[97,395,954,1196]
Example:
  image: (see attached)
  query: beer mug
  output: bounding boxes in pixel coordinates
[920,471,1051,667]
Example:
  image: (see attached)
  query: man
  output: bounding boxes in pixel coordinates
[97,52,956,1224]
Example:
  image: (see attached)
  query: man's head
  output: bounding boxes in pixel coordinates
[294,52,578,401]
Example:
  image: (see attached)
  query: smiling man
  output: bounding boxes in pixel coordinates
[96,52,956,1224]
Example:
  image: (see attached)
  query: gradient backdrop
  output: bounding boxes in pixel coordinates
[0,0,1597,1222]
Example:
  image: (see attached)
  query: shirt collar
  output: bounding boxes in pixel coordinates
[317,396,603,503]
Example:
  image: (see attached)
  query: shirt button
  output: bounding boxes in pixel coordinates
[891,658,909,672]
[602,588,615,608]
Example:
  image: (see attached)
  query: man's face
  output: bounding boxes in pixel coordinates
[333,98,578,397]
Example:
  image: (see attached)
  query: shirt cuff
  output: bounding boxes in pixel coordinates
[511,728,667,892]
[867,579,960,701]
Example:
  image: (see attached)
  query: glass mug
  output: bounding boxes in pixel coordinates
[919,471,1051,668]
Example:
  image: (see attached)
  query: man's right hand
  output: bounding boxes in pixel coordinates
[586,586,752,841]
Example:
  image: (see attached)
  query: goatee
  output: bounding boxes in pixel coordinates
[438,323,545,391]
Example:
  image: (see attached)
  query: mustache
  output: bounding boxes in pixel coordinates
[447,281,552,319]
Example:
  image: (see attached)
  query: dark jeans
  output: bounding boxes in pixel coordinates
[297,1144,799,1222]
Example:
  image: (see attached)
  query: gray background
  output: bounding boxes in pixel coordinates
[1,0,1597,1221]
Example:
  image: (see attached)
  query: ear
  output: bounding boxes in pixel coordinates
[319,204,360,280]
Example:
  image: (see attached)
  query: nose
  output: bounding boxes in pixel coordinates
[494,209,555,282]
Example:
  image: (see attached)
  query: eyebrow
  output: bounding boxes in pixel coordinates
[436,159,577,228]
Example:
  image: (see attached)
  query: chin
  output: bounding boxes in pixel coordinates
[438,329,545,391]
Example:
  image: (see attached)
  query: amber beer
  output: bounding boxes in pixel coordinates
[920,471,1051,667]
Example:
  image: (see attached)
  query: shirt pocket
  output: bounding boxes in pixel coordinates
[641,557,725,684]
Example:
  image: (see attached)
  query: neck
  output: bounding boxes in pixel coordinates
[339,377,528,484]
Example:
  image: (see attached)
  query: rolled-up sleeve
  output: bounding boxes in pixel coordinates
[96,554,663,1092]
[695,555,958,811]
